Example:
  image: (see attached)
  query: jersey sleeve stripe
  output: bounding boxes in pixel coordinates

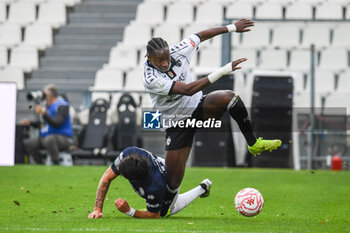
[168,81,175,95]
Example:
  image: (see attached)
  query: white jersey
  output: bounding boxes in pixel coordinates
[143,34,203,124]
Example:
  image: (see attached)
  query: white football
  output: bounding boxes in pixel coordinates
[234,188,264,217]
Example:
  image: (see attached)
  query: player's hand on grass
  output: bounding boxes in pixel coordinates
[88,210,103,219]
[234,19,254,33]
[231,58,247,71]
[115,198,130,213]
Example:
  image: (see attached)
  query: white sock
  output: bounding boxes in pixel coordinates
[169,185,205,216]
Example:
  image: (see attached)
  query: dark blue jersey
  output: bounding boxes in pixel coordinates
[111,146,167,213]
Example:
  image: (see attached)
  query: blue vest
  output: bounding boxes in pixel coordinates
[40,98,73,138]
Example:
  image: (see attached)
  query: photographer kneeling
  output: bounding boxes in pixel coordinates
[21,85,73,165]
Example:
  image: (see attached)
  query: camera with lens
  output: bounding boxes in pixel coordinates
[27,91,46,104]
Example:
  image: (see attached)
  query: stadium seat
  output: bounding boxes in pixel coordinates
[332,24,350,47]
[266,0,294,4]
[289,49,311,72]
[231,48,257,70]
[93,67,123,91]
[0,67,24,89]
[0,3,6,23]
[8,2,36,26]
[24,0,47,4]
[111,93,140,150]
[153,24,181,46]
[302,24,330,48]
[255,3,283,19]
[196,2,223,26]
[272,25,300,48]
[135,2,164,26]
[124,68,144,91]
[347,5,350,19]
[235,0,265,4]
[337,70,350,92]
[183,24,209,46]
[226,3,254,19]
[0,46,7,68]
[0,23,21,48]
[258,49,287,70]
[285,2,313,20]
[76,98,110,152]
[146,0,174,3]
[166,3,194,26]
[292,72,306,95]
[208,0,236,7]
[108,44,138,71]
[9,46,39,73]
[240,25,270,48]
[230,32,241,48]
[122,22,151,49]
[195,47,221,74]
[315,3,343,20]
[294,71,335,108]
[178,0,206,5]
[314,70,336,93]
[37,2,66,29]
[0,0,15,3]
[324,92,350,114]
[319,48,348,72]
[296,0,322,6]
[23,23,53,50]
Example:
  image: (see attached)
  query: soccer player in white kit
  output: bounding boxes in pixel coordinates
[143,19,282,216]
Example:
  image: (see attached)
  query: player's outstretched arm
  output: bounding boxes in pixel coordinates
[171,58,247,96]
[115,198,160,219]
[197,19,254,42]
[88,167,118,219]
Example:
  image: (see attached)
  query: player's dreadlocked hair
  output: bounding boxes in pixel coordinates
[119,155,151,183]
[146,37,169,55]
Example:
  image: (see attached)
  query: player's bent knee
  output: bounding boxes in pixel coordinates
[226,92,240,111]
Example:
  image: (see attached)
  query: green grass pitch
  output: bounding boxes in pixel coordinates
[0,165,349,233]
